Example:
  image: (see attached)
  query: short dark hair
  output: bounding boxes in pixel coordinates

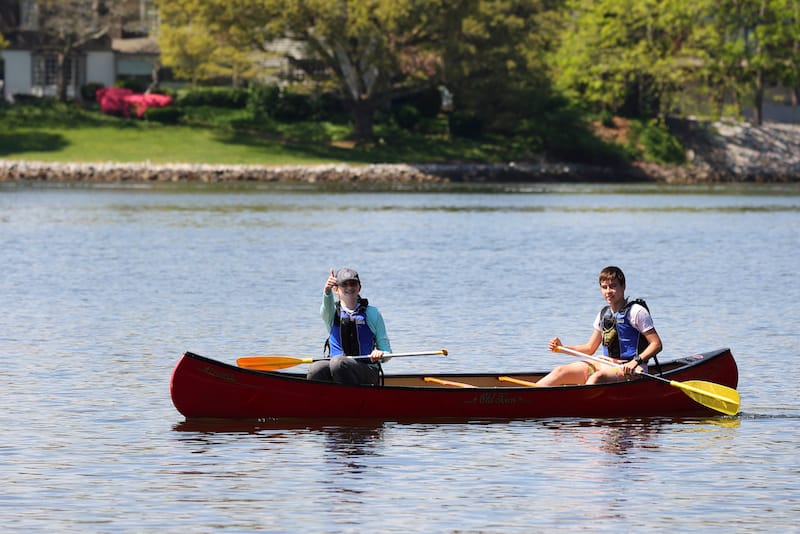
[599,266,626,287]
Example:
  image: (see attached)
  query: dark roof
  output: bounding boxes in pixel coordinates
[3,30,112,51]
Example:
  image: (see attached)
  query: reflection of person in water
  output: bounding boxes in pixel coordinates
[595,422,658,455]
[323,425,385,467]
[547,419,661,457]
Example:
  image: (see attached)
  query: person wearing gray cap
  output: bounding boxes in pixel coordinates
[307,267,392,385]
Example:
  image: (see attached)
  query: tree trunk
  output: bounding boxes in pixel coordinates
[753,68,764,126]
[56,49,69,102]
[351,100,375,142]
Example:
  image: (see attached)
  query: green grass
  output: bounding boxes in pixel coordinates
[0,101,523,166]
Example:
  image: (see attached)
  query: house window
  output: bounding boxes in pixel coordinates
[33,54,72,86]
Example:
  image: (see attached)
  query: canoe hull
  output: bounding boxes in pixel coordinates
[170,348,738,420]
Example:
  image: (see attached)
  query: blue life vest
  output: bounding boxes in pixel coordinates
[328,299,376,357]
[600,299,650,360]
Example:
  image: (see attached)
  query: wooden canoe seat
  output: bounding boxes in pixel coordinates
[424,377,477,388]
[498,376,540,387]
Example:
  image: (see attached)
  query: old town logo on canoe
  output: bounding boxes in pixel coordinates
[200,365,238,384]
[466,392,530,405]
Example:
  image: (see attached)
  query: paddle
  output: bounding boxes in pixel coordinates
[555,345,740,416]
[237,349,448,371]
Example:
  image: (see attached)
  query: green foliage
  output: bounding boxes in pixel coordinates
[392,87,442,119]
[394,104,422,130]
[629,120,686,164]
[81,83,105,102]
[176,86,248,108]
[144,106,184,124]
[246,84,280,121]
[0,99,126,128]
[115,78,149,93]
[272,91,314,122]
[448,111,484,139]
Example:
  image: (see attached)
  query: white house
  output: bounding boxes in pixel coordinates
[1,0,159,101]
[2,32,116,101]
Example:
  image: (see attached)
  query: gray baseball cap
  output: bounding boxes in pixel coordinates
[335,267,360,284]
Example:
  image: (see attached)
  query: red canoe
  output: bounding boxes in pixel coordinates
[170,348,738,421]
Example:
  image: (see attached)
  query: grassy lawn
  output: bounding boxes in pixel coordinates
[0,101,520,166]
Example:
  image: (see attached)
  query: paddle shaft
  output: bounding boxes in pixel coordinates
[237,349,447,371]
[348,350,447,361]
[556,345,666,383]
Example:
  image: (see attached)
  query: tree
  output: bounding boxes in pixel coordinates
[751,0,800,119]
[549,0,717,119]
[157,2,268,86]
[156,0,458,141]
[35,0,113,101]
[440,0,565,136]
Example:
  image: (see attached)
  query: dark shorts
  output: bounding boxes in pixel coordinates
[307,356,381,386]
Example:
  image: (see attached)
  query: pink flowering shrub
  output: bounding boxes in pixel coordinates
[96,87,174,118]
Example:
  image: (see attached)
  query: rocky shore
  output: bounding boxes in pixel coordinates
[2,119,799,184]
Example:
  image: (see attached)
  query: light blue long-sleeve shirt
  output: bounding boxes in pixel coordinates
[321,291,392,353]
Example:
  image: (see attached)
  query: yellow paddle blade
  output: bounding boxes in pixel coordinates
[670,380,741,416]
[237,356,312,371]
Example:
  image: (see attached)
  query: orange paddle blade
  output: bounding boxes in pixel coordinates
[236,356,312,371]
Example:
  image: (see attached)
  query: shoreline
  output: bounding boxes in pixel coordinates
[1,158,797,185]
[0,159,676,184]
[2,120,800,184]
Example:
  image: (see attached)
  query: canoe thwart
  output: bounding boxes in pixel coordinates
[498,376,540,387]
[423,377,477,388]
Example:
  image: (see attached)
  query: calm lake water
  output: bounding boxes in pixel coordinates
[1,180,798,532]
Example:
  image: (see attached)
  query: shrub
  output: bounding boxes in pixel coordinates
[313,92,348,121]
[246,84,280,120]
[272,90,314,121]
[115,78,148,93]
[448,111,484,139]
[177,86,248,108]
[393,87,441,118]
[632,120,686,164]
[143,106,183,124]
[394,104,421,130]
[81,82,105,102]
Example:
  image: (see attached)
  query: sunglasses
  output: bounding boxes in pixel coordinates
[338,280,359,288]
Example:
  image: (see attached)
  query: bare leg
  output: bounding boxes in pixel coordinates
[537,361,593,386]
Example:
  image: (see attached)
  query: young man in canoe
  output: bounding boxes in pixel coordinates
[307,267,392,385]
[537,266,662,386]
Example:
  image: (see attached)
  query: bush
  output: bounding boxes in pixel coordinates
[392,87,441,118]
[632,120,686,164]
[13,93,49,105]
[81,82,105,102]
[313,92,348,121]
[247,84,280,120]
[272,90,314,121]
[143,106,183,124]
[177,86,248,108]
[394,104,421,130]
[115,78,148,93]
[448,111,484,139]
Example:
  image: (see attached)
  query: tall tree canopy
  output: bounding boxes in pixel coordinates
[157,0,461,140]
[549,0,716,118]
[548,0,800,123]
